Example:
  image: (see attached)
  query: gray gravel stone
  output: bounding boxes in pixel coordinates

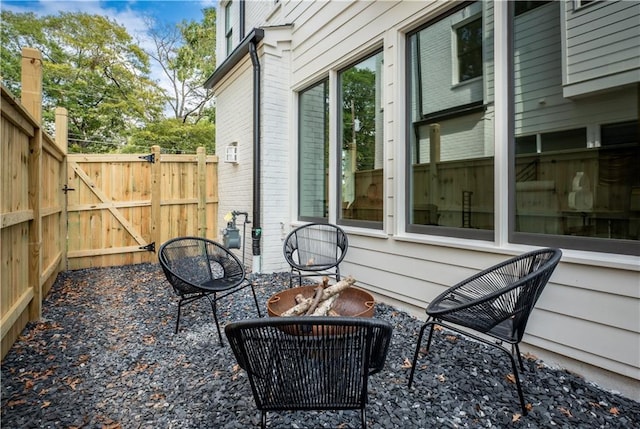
[2,263,639,428]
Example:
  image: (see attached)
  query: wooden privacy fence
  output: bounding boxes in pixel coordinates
[1,48,218,359]
[67,147,218,270]
[1,49,66,359]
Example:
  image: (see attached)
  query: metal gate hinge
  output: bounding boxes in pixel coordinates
[62,185,75,193]
[140,242,155,252]
[139,153,156,163]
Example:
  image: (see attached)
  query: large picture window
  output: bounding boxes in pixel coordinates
[338,51,384,227]
[511,1,639,254]
[298,79,329,221]
[407,1,494,240]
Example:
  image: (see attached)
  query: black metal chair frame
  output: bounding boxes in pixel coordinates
[283,223,349,288]
[158,236,262,344]
[407,248,562,415]
[225,316,392,429]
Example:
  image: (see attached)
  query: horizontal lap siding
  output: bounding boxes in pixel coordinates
[344,235,640,381]
[565,1,640,85]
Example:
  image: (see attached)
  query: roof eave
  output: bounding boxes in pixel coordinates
[204,28,265,90]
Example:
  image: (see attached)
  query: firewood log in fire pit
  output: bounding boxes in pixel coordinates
[281,276,356,317]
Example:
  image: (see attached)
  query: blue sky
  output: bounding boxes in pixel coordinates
[1,1,216,27]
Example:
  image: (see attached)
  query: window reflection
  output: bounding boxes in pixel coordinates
[339,51,384,225]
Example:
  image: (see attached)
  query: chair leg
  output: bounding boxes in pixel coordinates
[206,294,224,344]
[423,322,529,415]
[250,284,262,317]
[361,407,367,429]
[260,411,267,429]
[513,343,525,372]
[505,347,527,415]
[408,319,435,388]
[175,299,184,334]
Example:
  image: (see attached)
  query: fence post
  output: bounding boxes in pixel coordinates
[151,145,161,254]
[197,147,207,238]
[56,107,68,271]
[22,47,43,320]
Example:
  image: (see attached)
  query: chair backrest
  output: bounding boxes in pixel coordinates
[225,316,392,413]
[283,223,348,271]
[159,237,245,295]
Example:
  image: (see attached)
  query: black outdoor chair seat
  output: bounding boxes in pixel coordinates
[159,236,262,344]
[283,223,349,288]
[408,248,562,415]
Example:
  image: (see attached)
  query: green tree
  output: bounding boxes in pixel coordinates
[147,7,216,124]
[119,7,217,154]
[123,118,214,154]
[1,11,165,153]
[341,67,377,171]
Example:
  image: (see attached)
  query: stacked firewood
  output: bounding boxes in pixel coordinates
[281,276,356,317]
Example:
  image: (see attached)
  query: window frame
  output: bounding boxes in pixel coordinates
[405,1,494,242]
[336,49,385,230]
[453,15,483,84]
[297,78,330,224]
[507,0,639,256]
[225,1,233,57]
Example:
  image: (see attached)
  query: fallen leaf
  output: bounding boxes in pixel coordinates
[445,335,458,342]
[506,373,516,384]
[559,407,573,417]
[41,401,51,408]
[401,358,412,369]
[64,377,82,390]
[437,374,446,383]
[512,413,522,422]
[610,407,620,415]
[7,399,27,407]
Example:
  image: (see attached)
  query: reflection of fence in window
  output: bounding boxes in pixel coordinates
[515,145,639,240]
[411,158,494,230]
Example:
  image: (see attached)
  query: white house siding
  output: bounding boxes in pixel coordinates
[212,0,640,398]
[562,0,640,98]
[212,57,256,268]
[261,29,293,273]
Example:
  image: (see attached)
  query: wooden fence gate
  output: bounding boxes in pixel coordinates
[66,146,219,270]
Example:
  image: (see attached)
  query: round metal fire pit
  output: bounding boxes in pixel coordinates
[267,285,375,318]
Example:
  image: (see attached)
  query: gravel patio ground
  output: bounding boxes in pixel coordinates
[2,263,639,428]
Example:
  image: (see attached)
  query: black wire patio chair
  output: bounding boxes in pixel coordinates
[158,236,262,344]
[407,248,562,415]
[225,316,393,429]
[283,223,349,288]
